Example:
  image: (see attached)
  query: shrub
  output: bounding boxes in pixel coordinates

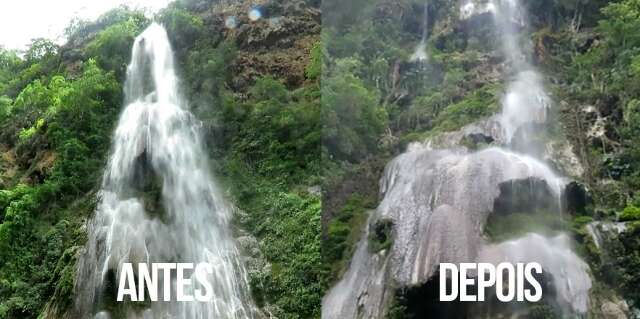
[85,13,148,77]
[620,205,640,221]
[322,58,387,162]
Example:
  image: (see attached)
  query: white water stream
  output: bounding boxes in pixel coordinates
[410,2,429,62]
[323,0,592,317]
[73,23,257,319]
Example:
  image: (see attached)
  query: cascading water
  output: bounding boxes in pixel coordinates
[323,0,592,318]
[73,23,257,319]
[410,2,429,62]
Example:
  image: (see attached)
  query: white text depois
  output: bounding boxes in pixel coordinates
[439,262,542,302]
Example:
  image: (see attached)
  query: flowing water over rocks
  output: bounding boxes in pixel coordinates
[323,0,592,317]
[73,23,257,319]
[478,233,592,313]
[586,221,628,250]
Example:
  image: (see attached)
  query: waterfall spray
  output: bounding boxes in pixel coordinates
[73,23,257,319]
[410,2,429,62]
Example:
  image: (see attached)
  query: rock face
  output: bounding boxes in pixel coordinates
[219,0,320,90]
[324,2,599,317]
[600,301,629,319]
[323,1,602,318]
[379,147,563,286]
[585,221,627,250]
[323,145,570,319]
[544,140,584,178]
[562,181,592,215]
[493,177,558,215]
[322,214,393,319]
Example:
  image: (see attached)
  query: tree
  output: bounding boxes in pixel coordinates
[322,58,387,162]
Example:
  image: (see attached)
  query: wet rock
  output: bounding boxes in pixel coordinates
[585,221,627,250]
[322,214,393,319]
[601,301,628,319]
[493,177,557,215]
[478,234,592,314]
[369,219,393,253]
[425,116,505,149]
[544,140,584,178]
[581,105,619,151]
[562,181,592,215]
[324,144,570,319]
[461,132,494,149]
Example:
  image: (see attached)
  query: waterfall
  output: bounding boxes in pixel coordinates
[410,2,429,62]
[323,0,592,317]
[73,23,257,319]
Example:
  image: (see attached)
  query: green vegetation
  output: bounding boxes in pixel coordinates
[322,194,374,280]
[484,211,566,242]
[215,76,323,318]
[368,218,393,253]
[0,0,322,318]
[0,53,121,318]
[85,12,148,77]
[620,205,640,221]
[537,0,640,309]
[529,304,559,319]
[430,84,500,133]
[322,58,386,162]
[321,0,506,286]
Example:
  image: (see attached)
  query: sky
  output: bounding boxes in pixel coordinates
[0,0,173,51]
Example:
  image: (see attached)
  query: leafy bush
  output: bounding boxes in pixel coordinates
[620,205,640,221]
[322,58,387,162]
[0,57,120,318]
[184,40,236,113]
[431,84,499,132]
[228,76,320,184]
[158,6,205,53]
[323,194,374,280]
[85,13,148,77]
[305,41,321,80]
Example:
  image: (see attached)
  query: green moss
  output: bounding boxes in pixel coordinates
[571,215,594,235]
[305,41,321,80]
[324,194,374,280]
[369,218,393,253]
[431,84,500,133]
[484,211,566,242]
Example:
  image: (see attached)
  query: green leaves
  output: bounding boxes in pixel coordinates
[620,205,640,221]
[229,76,320,184]
[0,39,121,318]
[599,0,640,51]
[85,13,148,77]
[23,39,58,64]
[322,59,386,162]
[158,5,205,52]
[305,42,322,80]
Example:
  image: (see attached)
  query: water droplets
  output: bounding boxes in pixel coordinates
[248,6,262,21]
[225,16,238,29]
[224,6,267,30]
